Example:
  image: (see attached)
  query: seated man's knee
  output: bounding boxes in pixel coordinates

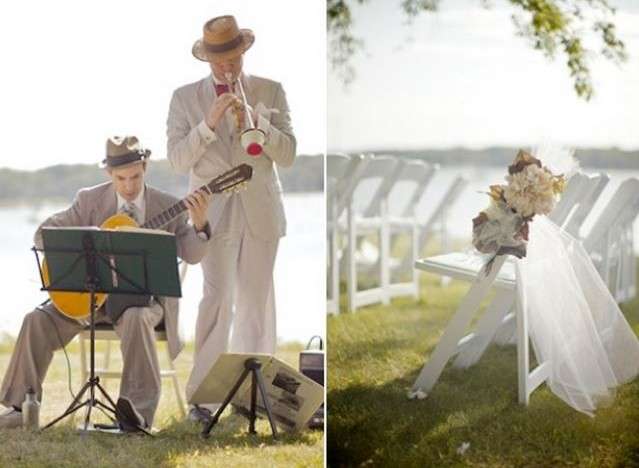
[119,307,155,331]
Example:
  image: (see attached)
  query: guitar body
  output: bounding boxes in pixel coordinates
[42,213,138,319]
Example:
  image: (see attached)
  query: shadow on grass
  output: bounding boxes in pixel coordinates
[328,261,639,467]
[328,344,639,467]
[0,412,322,467]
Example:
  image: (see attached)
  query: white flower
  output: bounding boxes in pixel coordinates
[407,389,428,400]
[503,165,557,217]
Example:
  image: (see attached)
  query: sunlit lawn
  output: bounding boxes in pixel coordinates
[0,340,323,467]
[328,260,639,467]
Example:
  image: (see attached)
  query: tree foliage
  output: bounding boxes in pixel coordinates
[327,0,626,99]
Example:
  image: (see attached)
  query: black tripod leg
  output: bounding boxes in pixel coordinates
[43,399,91,430]
[249,371,257,435]
[254,368,279,439]
[42,380,92,430]
[95,381,118,413]
[83,392,94,431]
[202,368,251,438]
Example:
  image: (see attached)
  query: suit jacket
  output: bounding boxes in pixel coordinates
[166,73,296,240]
[34,182,208,360]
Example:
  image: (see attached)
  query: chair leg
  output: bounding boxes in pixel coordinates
[380,200,390,306]
[412,256,508,393]
[516,290,530,405]
[100,339,111,390]
[167,345,185,417]
[411,221,420,299]
[347,205,357,312]
[331,220,340,314]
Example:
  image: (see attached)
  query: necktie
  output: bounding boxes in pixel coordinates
[121,202,140,224]
[215,84,230,96]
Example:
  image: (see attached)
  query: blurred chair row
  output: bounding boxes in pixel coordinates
[542,171,638,304]
[328,152,639,314]
[327,153,467,314]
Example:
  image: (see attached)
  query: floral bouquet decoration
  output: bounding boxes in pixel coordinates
[472,149,567,271]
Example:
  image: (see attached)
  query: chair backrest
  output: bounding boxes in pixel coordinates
[562,173,609,236]
[327,153,352,194]
[385,159,438,218]
[549,172,608,230]
[327,153,368,219]
[421,175,468,227]
[584,178,639,253]
[350,155,401,216]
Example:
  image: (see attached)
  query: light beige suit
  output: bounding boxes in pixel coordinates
[167,73,296,401]
[0,182,207,425]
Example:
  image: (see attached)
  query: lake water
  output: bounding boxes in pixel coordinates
[0,193,325,345]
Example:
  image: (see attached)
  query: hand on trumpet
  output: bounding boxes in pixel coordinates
[230,101,257,132]
[205,93,242,131]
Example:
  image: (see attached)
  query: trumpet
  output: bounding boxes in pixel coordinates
[226,72,265,157]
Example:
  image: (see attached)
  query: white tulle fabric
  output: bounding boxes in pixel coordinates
[517,216,639,416]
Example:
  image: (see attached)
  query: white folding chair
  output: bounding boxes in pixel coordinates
[410,171,613,404]
[412,254,550,405]
[343,155,402,311]
[326,153,368,314]
[395,175,468,274]
[78,262,189,416]
[584,178,639,303]
[383,159,437,300]
[550,172,609,235]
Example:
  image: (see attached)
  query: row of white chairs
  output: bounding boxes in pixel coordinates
[328,153,639,314]
[540,171,637,304]
[327,153,468,314]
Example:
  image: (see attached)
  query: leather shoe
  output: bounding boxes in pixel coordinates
[0,407,22,429]
[115,397,147,433]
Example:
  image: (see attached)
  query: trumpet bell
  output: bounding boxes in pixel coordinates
[241,128,266,157]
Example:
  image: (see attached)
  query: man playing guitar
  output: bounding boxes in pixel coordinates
[0,136,212,432]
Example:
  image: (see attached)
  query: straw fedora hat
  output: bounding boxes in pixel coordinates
[101,136,151,169]
[192,15,255,62]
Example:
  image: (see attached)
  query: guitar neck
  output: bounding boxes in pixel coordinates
[140,164,251,230]
[142,184,213,230]
[141,199,190,230]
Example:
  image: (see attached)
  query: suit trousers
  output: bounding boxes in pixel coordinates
[0,301,163,426]
[186,224,278,402]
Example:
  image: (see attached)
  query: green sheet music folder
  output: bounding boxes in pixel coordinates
[41,226,181,297]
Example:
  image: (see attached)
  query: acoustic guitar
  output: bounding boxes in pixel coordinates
[42,163,253,319]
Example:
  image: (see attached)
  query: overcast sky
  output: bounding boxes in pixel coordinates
[328,0,639,152]
[0,0,326,170]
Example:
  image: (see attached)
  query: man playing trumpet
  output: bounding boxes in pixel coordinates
[166,15,296,422]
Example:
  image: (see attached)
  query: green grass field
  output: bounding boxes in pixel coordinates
[327,266,639,467]
[0,340,323,467]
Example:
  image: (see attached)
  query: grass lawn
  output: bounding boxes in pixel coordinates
[328,265,639,467]
[0,340,323,467]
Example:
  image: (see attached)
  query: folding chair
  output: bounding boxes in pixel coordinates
[584,178,639,303]
[326,153,368,314]
[395,175,468,274]
[381,159,437,300]
[343,155,403,311]
[412,254,549,404]
[410,171,613,403]
[78,262,189,416]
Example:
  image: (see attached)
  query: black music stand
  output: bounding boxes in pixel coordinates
[33,227,181,435]
[201,358,279,440]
